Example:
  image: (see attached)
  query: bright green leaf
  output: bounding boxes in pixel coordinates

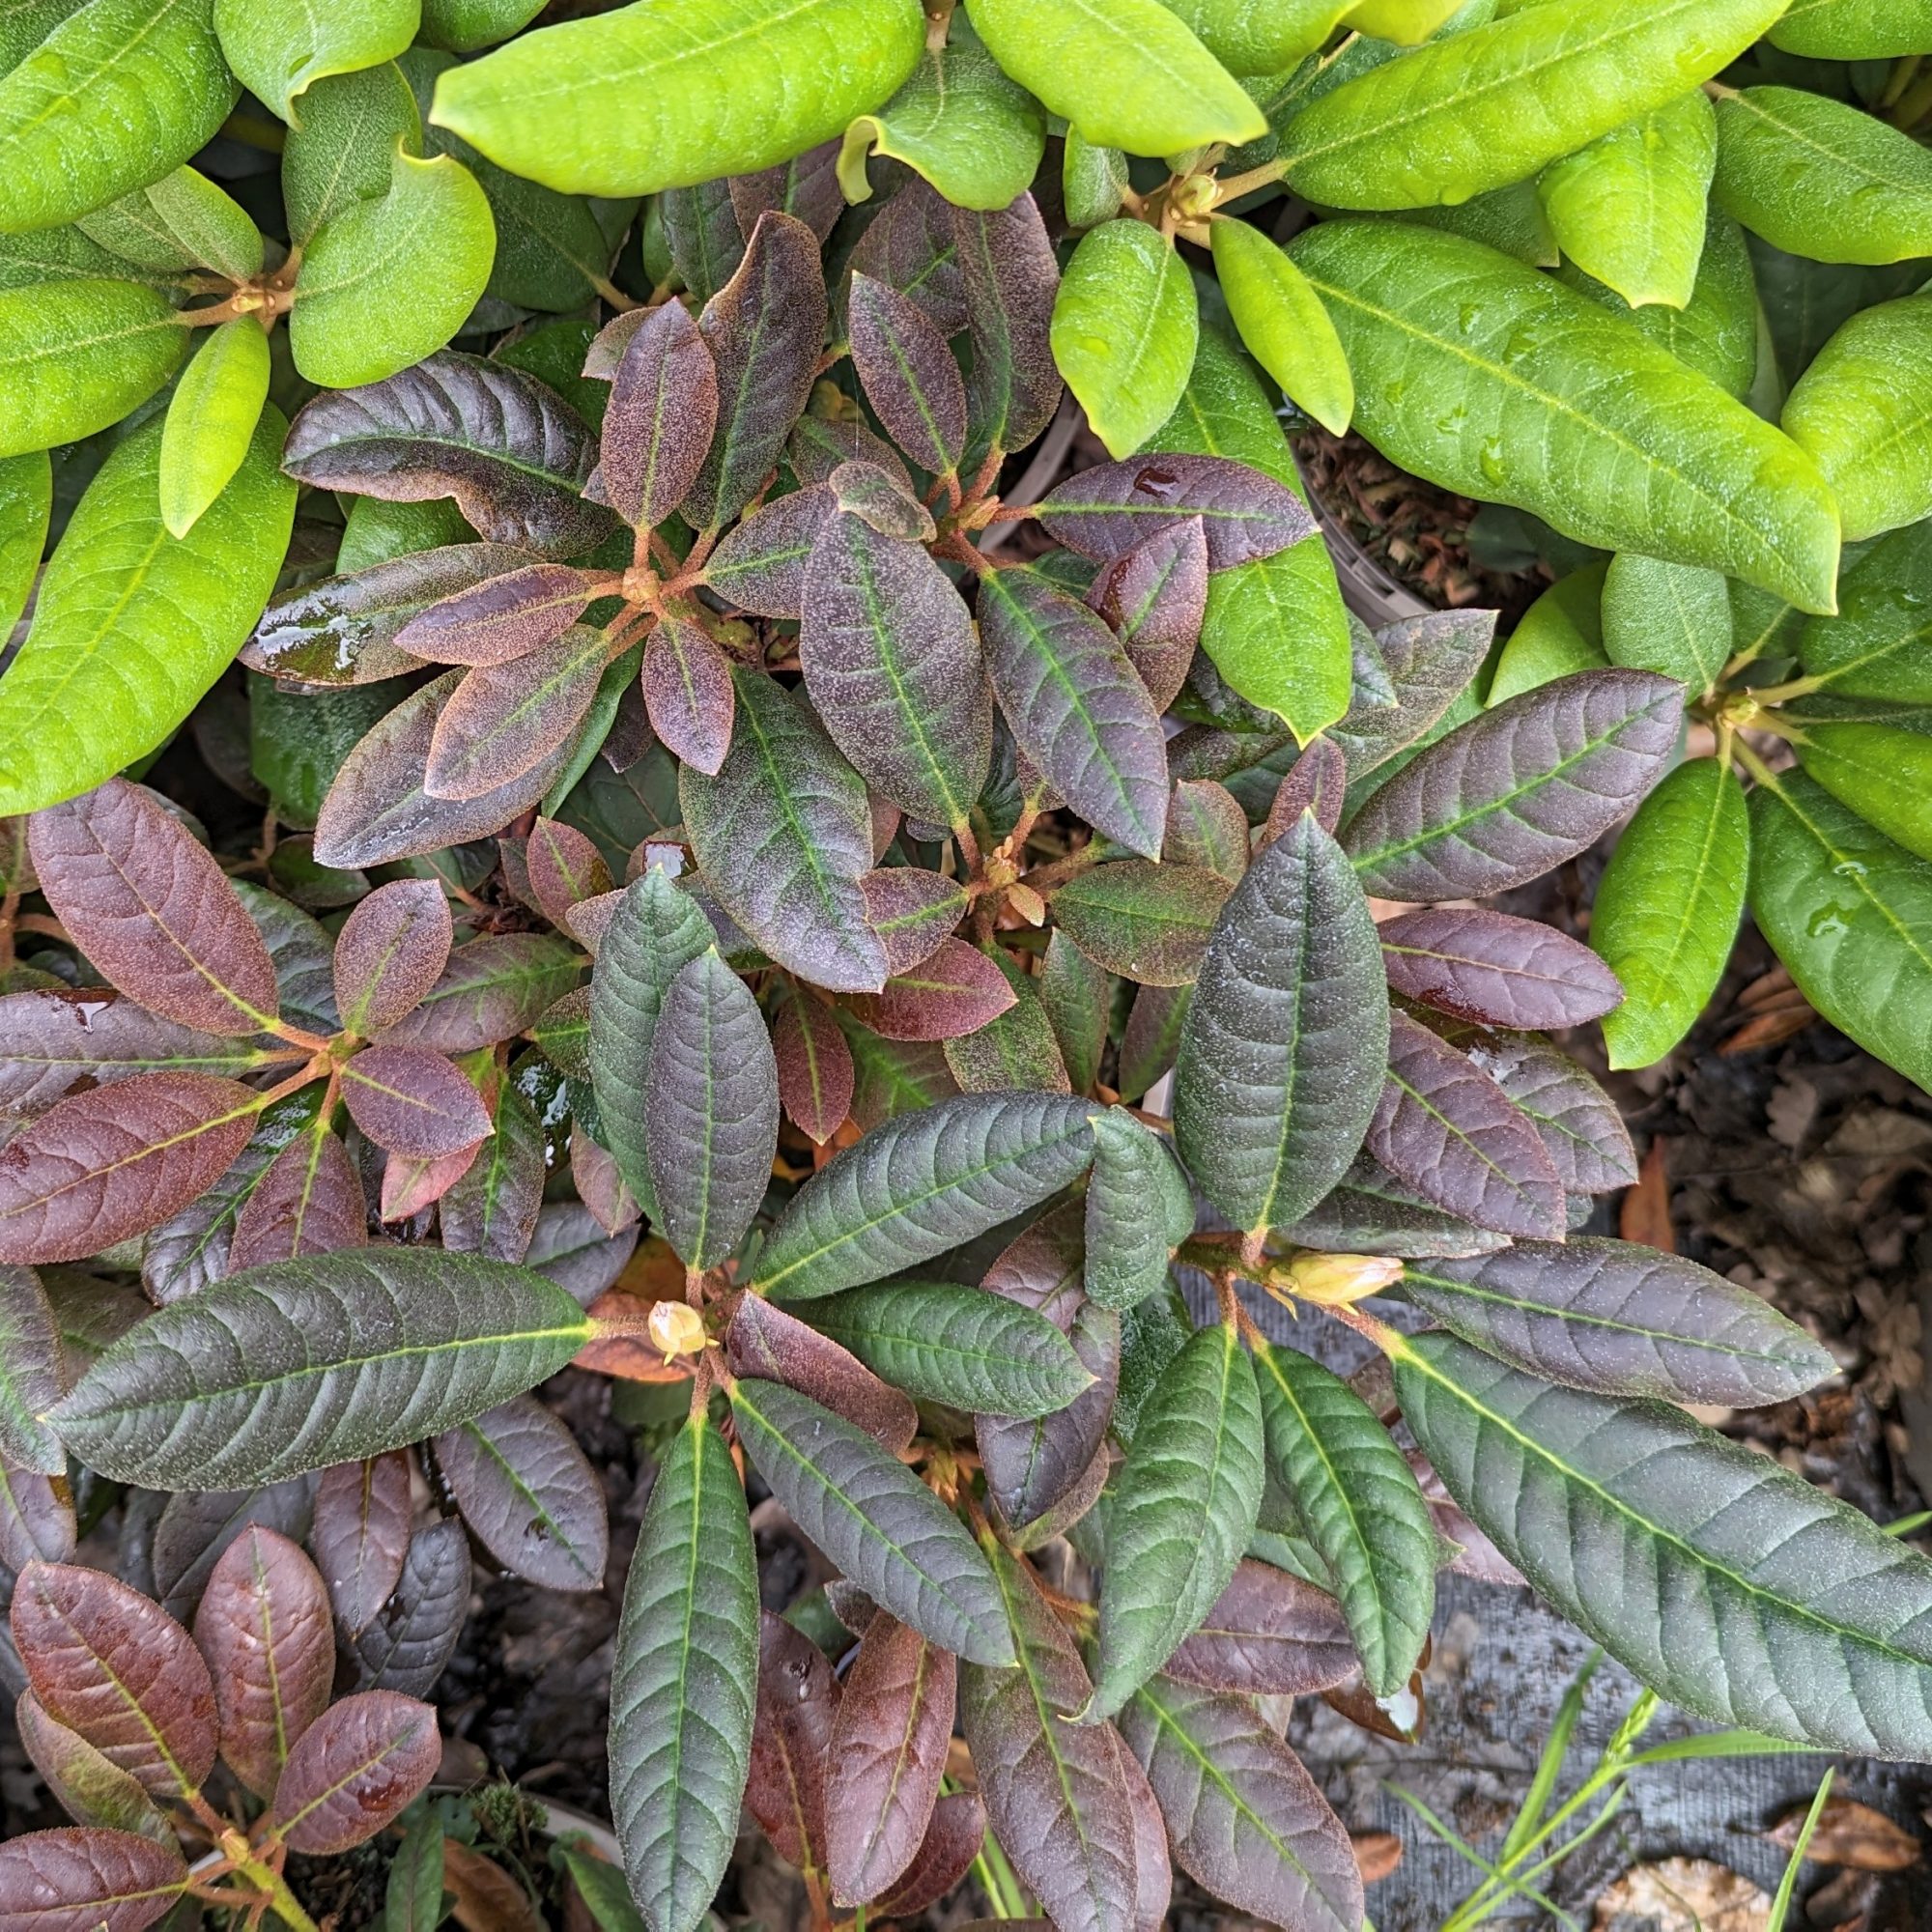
[0,406,296,817]
[1600,553,1730,695]
[838,42,1044,213]
[430,0,924,196]
[77,166,263,281]
[213,0,418,123]
[1796,723,1932,865]
[1052,219,1198,460]
[0,0,237,235]
[1798,522,1932,703]
[970,0,1265,157]
[158,318,270,538]
[1537,91,1715,310]
[1783,293,1932,544]
[418,0,543,51]
[1592,756,1747,1069]
[1770,0,1932,58]
[1291,219,1841,614]
[281,62,423,245]
[1487,560,1608,706]
[0,448,49,639]
[1210,217,1353,436]
[0,277,185,458]
[1156,0,1350,72]
[290,150,495,387]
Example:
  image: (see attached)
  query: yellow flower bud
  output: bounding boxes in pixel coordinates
[646,1299,708,1362]
[1278,1251,1404,1307]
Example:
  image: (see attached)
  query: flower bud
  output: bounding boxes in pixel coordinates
[1278,1251,1404,1307]
[647,1299,708,1362]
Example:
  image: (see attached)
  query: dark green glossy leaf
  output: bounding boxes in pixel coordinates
[645,950,780,1269]
[1251,1334,1435,1698]
[1395,1328,1932,1758]
[730,1377,1014,1665]
[1083,1110,1192,1312]
[0,1264,64,1474]
[1174,814,1387,1235]
[49,1249,591,1489]
[1088,1324,1265,1721]
[609,1410,758,1932]
[795,1279,1093,1418]
[681,668,888,993]
[753,1092,1094,1300]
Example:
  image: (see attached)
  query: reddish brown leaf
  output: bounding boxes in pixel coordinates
[861,867,968,975]
[424,625,612,803]
[268,1688,440,1855]
[441,1837,543,1932]
[1163,1558,1357,1695]
[1621,1135,1675,1254]
[1768,1795,1920,1871]
[434,1395,609,1592]
[787,409,912,489]
[395,562,604,666]
[1040,453,1318,570]
[1089,517,1208,714]
[526,818,612,926]
[602,298,719,530]
[729,139,843,242]
[841,937,1016,1042]
[12,1560,218,1801]
[1264,739,1348,843]
[1163,779,1249,883]
[570,1126,639,1236]
[1352,1832,1403,1884]
[852,181,966,336]
[1369,1011,1565,1241]
[380,1143,480,1220]
[870,1792,986,1918]
[14,1691,174,1841]
[342,1044,492,1158]
[28,781,279,1036]
[953,192,1061,459]
[0,1071,262,1264]
[772,991,854,1144]
[688,212,828,531]
[0,1458,76,1571]
[702,484,831,618]
[747,1610,839,1880]
[332,881,455,1041]
[0,1828,186,1932]
[229,1124,367,1269]
[191,1526,333,1800]
[826,1612,957,1905]
[312,1452,414,1636]
[642,614,735,776]
[1378,906,1624,1030]
[848,273,967,477]
[384,932,583,1054]
[726,1293,917,1453]
[1115,1724,1175,1932]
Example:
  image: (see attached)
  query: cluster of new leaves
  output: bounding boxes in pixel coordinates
[0,1542,440,1929]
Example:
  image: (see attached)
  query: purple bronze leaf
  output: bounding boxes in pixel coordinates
[787,410,911,488]
[435,1395,609,1591]
[350,1519,470,1696]
[1378,907,1624,1029]
[1370,1011,1565,1240]
[852,182,966,335]
[730,139,843,243]
[1041,454,1317,570]
[244,545,535,685]
[1264,738,1347,843]
[0,1073,261,1264]
[726,1293,917,1453]
[1333,609,1498,778]
[848,272,967,477]
[340,1044,491,1159]
[827,458,936,541]
[771,990,855,1144]
[686,212,828,531]
[30,781,279,1037]
[602,298,719,530]
[311,1452,412,1637]
[1343,669,1683,901]
[642,614,736,777]
[0,1826,187,1932]
[1088,517,1208,713]
[871,1792,985,1917]
[978,565,1168,859]
[842,937,1018,1041]
[268,1690,440,1855]
[383,932,582,1054]
[1463,1030,1637,1195]
[861,867,969,976]
[702,484,832,618]
[424,625,612,802]
[394,561,605,667]
[801,511,991,828]
[281,352,616,559]
[953,192,1061,459]
[312,671,581,870]
[333,880,454,1037]
[746,1610,839,1878]
[1163,1558,1356,1695]
[228,1125,367,1268]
